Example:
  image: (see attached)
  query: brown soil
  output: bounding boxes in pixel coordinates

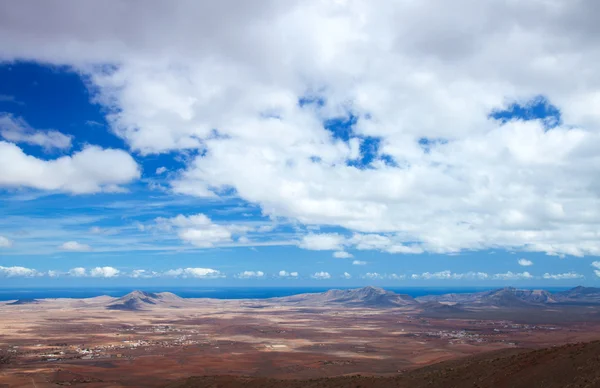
[164,340,600,388]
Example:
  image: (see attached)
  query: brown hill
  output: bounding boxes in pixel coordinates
[163,340,600,388]
[106,290,184,311]
[417,287,560,307]
[277,286,417,307]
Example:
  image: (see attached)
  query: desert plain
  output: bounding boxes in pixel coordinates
[1,287,600,387]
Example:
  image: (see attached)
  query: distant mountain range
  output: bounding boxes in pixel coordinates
[417,286,600,307]
[4,286,600,311]
[276,285,600,308]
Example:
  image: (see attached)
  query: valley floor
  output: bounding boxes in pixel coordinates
[1,296,599,387]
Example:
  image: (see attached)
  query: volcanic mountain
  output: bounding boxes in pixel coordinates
[7,298,41,305]
[277,286,417,307]
[418,287,558,307]
[106,291,184,311]
[554,286,600,303]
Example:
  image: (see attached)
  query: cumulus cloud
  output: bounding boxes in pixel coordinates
[5,1,600,256]
[492,271,533,280]
[518,258,534,267]
[411,271,489,280]
[349,234,424,254]
[0,142,140,194]
[591,262,600,278]
[342,272,352,279]
[0,236,12,248]
[155,166,167,175]
[388,273,406,280]
[163,267,223,278]
[130,269,158,278]
[155,213,249,248]
[90,267,120,278]
[352,260,366,265]
[0,113,72,150]
[278,270,298,277]
[311,271,331,279]
[0,265,41,277]
[542,272,583,280]
[299,233,344,251]
[59,241,91,252]
[236,270,265,279]
[68,267,87,277]
[333,251,353,258]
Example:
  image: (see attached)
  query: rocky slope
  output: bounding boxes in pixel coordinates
[164,340,600,388]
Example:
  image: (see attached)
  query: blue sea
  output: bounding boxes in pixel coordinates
[0,286,573,301]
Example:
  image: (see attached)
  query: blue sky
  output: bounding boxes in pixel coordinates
[0,62,596,287]
[1,2,600,288]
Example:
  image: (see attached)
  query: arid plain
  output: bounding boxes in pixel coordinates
[1,287,600,387]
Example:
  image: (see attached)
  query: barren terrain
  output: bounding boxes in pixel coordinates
[0,287,599,387]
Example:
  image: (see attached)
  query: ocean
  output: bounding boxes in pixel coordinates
[0,286,572,301]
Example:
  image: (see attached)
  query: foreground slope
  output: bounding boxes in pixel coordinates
[164,340,600,388]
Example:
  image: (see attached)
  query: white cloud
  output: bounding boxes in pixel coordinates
[178,228,232,248]
[47,270,60,277]
[68,267,87,277]
[0,142,139,194]
[0,113,72,150]
[59,241,91,252]
[90,267,120,278]
[349,234,424,254]
[364,272,384,279]
[591,263,600,278]
[518,258,533,267]
[352,260,367,265]
[163,267,223,278]
[311,271,331,279]
[0,95,22,105]
[5,1,600,256]
[155,213,248,248]
[388,273,406,280]
[279,270,298,277]
[0,266,41,277]
[236,270,265,279]
[492,271,533,280]
[412,270,489,280]
[342,272,352,279]
[155,166,167,175]
[0,236,12,248]
[543,272,583,280]
[333,251,353,258]
[299,233,344,251]
[130,269,158,278]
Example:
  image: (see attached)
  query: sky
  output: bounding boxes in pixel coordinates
[1,0,600,288]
